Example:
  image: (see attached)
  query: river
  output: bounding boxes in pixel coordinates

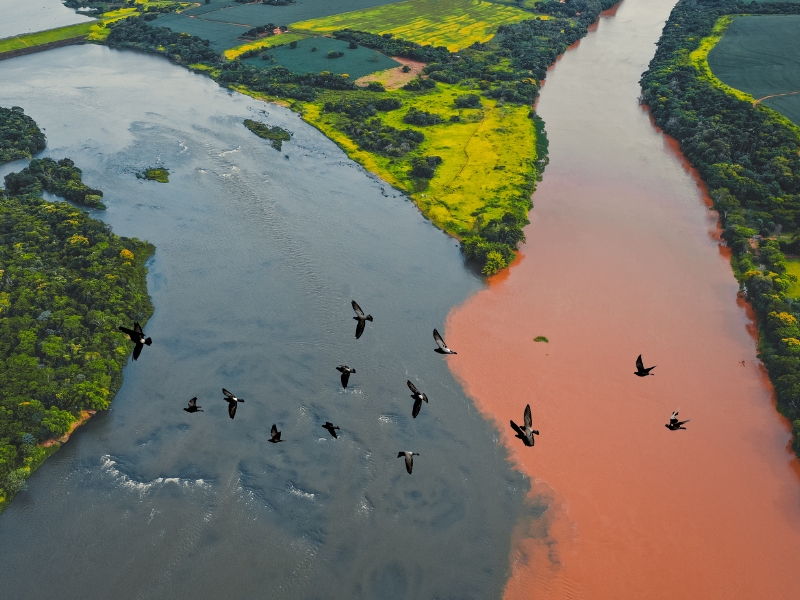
[0,0,93,39]
[447,1,800,598]
[0,46,532,599]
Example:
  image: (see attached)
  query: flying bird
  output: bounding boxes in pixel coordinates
[666,411,690,431]
[433,328,457,354]
[510,404,539,447]
[222,388,244,419]
[397,451,419,474]
[118,321,152,360]
[634,354,656,377]
[269,423,283,443]
[407,380,429,418]
[352,300,373,339]
[183,397,202,413]
[336,365,356,389]
[321,422,340,438]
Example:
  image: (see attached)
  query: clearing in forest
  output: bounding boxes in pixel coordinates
[706,15,800,125]
[291,0,535,52]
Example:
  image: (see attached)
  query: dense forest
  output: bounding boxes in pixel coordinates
[640,0,800,455]
[5,157,106,209]
[0,111,154,509]
[0,107,45,164]
[104,0,617,273]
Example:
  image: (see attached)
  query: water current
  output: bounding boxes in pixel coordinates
[0,46,532,599]
[447,1,800,598]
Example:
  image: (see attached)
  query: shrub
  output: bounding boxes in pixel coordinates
[455,94,481,109]
[403,108,442,126]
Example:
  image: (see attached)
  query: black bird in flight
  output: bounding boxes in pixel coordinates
[407,380,428,418]
[666,411,690,431]
[183,397,202,413]
[352,300,373,339]
[433,328,457,354]
[397,451,419,474]
[118,321,152,360]
[336,365,356,389]
[510,404,539,447]
[321,422,340,438]
[269,423,283,443]
[222,388,244,419]
[634,354,656,377]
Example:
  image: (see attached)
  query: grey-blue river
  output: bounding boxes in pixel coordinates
[0,45,535,599]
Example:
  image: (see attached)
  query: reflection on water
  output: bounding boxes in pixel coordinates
[0,45,532,599]
[0,0,93,39]
[447,1,800,598]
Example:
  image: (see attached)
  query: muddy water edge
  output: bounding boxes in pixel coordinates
[447,1,800,599]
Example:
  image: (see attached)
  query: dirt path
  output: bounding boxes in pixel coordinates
[753,89,800,106]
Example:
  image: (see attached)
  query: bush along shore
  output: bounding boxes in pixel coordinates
[0,109,154,511]
[103,0,618,274]
[640,0,800,456]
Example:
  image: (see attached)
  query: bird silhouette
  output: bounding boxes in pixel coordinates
[397,451,419,474]
[118,321,152,360]
[352,300,373,339]
[269,423,283,443]
[510,404,539,447]
[336,365,356,389]
[321,422,340,438]
[407,380,428,418]
[666,411,690,430]
[222,388,244,419]
[634,354,656,377]
[183,397,202,413]
[433,328,457,354]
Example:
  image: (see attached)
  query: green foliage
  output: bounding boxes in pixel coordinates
[140,167,170,183]
[4,158,106,209]
[641,0,800,456]
[0,107,46,164]
[243,119,292,150]
[533,336,548,343]
[403,107,443,126]
[409,155,442,179]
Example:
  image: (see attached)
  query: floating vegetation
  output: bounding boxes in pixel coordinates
[533,336,549,343]
[137,167,169,183]
[243,119,292,151]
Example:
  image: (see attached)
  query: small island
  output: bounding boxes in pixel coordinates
[243,119,292,150]
[138,167,170,183]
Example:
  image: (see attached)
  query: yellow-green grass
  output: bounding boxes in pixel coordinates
[0,22,96,53]
[224,32,309,59]
[86,7,141,41]
[291,0,535,52]
[301,83,536,236]
[786,259,800,298]
[134,0,194,10]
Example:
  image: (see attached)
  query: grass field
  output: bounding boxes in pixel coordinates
[786,259,800,298]
[302,82,536,235]
[0,22,95,54]
[224,32,309,59]
[292,0,535,51]
[707,15,800,125]
[241,36,399,78]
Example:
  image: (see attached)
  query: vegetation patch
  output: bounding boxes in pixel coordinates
[138,167,170,182]
[0,22,95,54]
[291,0,537,51]
[533,335,548,342]
[4,158,106,209]
[243,119,292,150]
[224,31,308,59]
[0,107,45,163]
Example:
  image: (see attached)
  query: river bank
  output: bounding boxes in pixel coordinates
[446,1,800,598]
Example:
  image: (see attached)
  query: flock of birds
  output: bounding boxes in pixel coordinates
[118,303,689,475]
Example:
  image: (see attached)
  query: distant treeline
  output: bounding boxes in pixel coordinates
[640,0,800,455]
[104,2,618,274]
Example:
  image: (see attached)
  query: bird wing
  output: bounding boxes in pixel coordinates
[407,380,420,395]
[678,419,690,426]
[132,343,143,361]
[228,401,237,419]
[341,371,350,388]
[134,322,143,334]
[188,397,197,408]
[271,423,279,437]
[412,397,422,418]
[524,404,532,429]
[355,320,365,340]
[510,420,525,439]
[222,388,235,399]
[397,452,405,458]
[433,329,447,350]
[352,300,365,318]
[118,326,136,337]
[405,454,413,474]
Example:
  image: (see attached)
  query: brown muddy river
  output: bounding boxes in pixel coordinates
[447,1,800,598]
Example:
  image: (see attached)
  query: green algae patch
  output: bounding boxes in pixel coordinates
[138,167,170,183]
[533,336,548,343]
[243,119,292,150]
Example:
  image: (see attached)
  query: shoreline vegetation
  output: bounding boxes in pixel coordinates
[101,0,619,274]
[640,0,800,456]
[0,107,155,512]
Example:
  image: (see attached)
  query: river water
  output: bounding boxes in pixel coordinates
[447,1,800,599]
[0,0,93,39]
[0,46,532,599]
